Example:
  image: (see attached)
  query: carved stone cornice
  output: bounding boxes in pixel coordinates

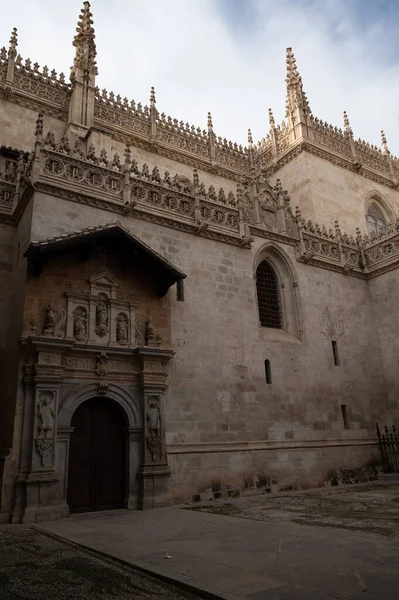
[20,336,142,382]
[249,225,298,247]
[26,181,250,248]
[296,254,367,279]
[262,139,398,190]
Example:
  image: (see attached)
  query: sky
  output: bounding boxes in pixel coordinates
[1,0,398,154]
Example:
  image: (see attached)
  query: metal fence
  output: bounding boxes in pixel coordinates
[376,424,399,473]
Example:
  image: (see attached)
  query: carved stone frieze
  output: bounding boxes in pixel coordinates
[320,307,345,340]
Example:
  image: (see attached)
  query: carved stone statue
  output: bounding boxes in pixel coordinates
[116,313,128,344]
[95,297,108,337]
[146,396,161,437]
[43,303,56,336]
[36,392,55,439]
[73,307,87,341]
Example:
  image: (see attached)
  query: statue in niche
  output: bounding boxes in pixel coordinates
[37,392,55,437]
[146,395,162,462]
[116,313,128,344]
[146,395,161,436]
[95,296,108,337]
[73,307,87,341]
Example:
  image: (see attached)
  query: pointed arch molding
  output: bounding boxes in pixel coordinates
[254,242,304,341]
[58,382,143,430]
[364,190,396,224]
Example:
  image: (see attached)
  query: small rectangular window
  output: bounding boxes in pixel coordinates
[176,280,184,301]
[265,359,272,384]
[332,340,340,366]
[341,404,349,429]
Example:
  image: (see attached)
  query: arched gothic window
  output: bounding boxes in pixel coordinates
[256,260,282,328]
[366,203,388,235]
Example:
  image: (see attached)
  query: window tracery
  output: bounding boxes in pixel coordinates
[366,202,388,236]
[256,260,282,329]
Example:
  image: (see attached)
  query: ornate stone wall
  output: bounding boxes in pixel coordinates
[13,191,389,509]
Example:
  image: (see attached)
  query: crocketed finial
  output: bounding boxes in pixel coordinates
[285,47,311,118]
[35,113,44,138]
[381,130,389,154]
[72,1,97,75]
[343,111,352,134]
[9,27,18,52]
[247,129,253,147]
[268,108,275,129]
[150,86,156,107]
[207,111,213,131]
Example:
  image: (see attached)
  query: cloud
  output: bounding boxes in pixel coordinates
[1,0,398,153]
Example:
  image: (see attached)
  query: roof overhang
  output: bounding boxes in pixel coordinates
[24,221,186,297]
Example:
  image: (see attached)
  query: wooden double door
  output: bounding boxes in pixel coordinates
[67,398,127,513]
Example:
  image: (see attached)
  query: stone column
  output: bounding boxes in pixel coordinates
[135,347,174,509]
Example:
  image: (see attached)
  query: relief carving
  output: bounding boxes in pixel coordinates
[259,193,277,229]
[320,307,345,340]
[43,303,66,338]
[95,352,109,376]
[35,390,56,467]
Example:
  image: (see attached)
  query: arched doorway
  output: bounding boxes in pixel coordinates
[67,397,127,513]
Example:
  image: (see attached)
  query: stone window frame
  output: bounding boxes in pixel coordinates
[255,260,283,329]
[364,191,395,236]
[254,242,304,341]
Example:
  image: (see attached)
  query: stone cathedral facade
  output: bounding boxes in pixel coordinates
[0,2,399,523]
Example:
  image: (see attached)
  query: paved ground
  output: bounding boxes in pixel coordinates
[189,481,399,538]
[0,526,216,600]
[36,483,399,600]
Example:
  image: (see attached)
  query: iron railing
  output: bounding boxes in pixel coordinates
[376,424,399,473]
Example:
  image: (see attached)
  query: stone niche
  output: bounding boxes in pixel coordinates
[65,272,138,348]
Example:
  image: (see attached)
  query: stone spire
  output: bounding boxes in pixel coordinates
[67,1,97,136]
[268,108,275,129]
[381,130,389,154]
[5,27,18,89]
[71,1,97,78]
[343,111,358,163]
[285,47,311,130]
[9,27,18,57]
[343,111,352,134]
[207,112,215,160]
[380,130,397,186]
[247,128,253,147]
[150,87,157,139]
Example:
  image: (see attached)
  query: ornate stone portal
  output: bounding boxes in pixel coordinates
[11,224,185,523]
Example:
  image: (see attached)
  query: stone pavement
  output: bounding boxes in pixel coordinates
[37,501,399,600]
[0,526,213,600]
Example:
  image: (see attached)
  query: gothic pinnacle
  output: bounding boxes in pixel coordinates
[247,129,253,147]
[285,47,311,118]
[207,111,213,131]
[381,130,389,153]
[9,27,18,52]
[72,1,97,74]
[150,86,156,107]
[343,111,352,134]
[268,108,275,129]
[286,47,300,85]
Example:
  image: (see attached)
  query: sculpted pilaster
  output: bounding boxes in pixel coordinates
[135,345,174,509]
